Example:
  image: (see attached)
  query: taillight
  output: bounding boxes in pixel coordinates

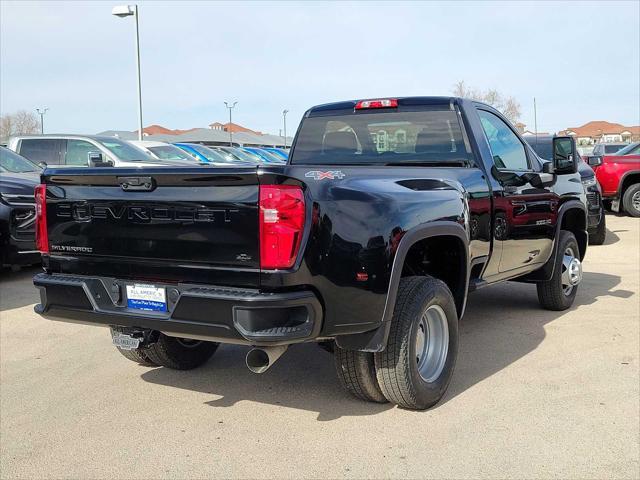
[259,184,305,270]
[355,98,398,110]
[34,184,48,254]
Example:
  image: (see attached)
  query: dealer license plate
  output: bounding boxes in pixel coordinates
[126,284,167,312]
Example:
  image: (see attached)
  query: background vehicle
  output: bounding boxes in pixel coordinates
[173,143,247,165]
[227,147,264,164]
[242,147,286,164]
[129,140,204,164]
[0,147,41,268]
[590,148,640,217]
[611,141,640,156]
[591,142,628,156]
[263,147,289,160]
[8,135,162,167]
[32,96,587,411]
[527,135,606,244]
[206,146,260,165]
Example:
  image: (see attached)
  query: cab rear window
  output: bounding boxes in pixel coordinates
[290,108,470,165]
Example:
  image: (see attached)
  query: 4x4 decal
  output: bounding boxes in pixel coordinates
[305,170,346,180]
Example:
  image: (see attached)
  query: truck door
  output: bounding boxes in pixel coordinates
[477,109,557,274]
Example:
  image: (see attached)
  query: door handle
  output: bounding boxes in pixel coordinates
[524,250,540,263]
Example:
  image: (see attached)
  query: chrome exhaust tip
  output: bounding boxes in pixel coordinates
[245,345,288,374]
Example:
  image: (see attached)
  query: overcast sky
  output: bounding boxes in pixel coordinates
[1,1,639,136]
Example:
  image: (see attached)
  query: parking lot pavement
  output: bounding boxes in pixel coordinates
[0,214,638,480]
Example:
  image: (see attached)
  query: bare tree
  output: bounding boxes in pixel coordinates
[452,81,521,124]
[0,110,41,138]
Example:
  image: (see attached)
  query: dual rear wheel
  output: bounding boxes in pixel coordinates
[335,276,459,410]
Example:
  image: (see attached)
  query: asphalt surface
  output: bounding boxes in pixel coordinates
[1,214,638,479]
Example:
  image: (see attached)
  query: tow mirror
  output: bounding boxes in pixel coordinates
[587,156,603,167]
[552,136,578,175]
[87,151,113,167]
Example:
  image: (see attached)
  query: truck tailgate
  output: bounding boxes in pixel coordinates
[43,167,260,284]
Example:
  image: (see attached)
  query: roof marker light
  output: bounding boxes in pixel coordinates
[355,99,398,110]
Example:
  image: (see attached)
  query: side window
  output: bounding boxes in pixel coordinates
[65,140,96,166]
[478,110,529,171]
[18,139,62,164]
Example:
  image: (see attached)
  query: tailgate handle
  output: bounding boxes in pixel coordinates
[118,176,155,191]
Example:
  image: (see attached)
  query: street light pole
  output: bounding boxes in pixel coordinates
[133,5,143,141]
[36,107,49,134]
[112,4,143,141]
[282,109,289,148]
[224,101,237,146]
[533,97,538,146]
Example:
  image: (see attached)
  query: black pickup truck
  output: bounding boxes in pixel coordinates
[33,97,587,410]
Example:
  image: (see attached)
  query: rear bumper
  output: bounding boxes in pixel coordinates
[33,273,323,346]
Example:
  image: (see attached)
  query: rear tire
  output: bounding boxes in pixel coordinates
[588,209,606,245]
[374,276,459,410]
[537,231,582,311]
[115,345,157,366]
[334,346,387,403]
[110,327,157,366]
[622,183,640,217]
[144,334,218,370]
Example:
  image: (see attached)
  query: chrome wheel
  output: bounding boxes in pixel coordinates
[415,305,449,382]
[632,191,640,211]
[561,246,582,296]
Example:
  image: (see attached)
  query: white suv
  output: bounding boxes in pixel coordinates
[7,135,164,167]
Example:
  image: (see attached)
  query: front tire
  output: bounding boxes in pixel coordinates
[622,183,640,217]
[537,231,582,311]
[144,334,218,370]
[374,276,459,410]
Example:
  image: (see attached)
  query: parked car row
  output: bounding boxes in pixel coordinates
[6,134,288,168]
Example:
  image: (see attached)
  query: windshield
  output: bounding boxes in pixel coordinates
[0,147,40,172]
[290,107,470,165]
[98,138,155,162]
[186,144,233,163]
[148,145,197,162]
[604,144,626,154]
[527,139,553,160]
[231,148,262,163]
[268,149,288,159]
[209,147,243,163]
[611,142,639,155]
[250,148,285,163]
